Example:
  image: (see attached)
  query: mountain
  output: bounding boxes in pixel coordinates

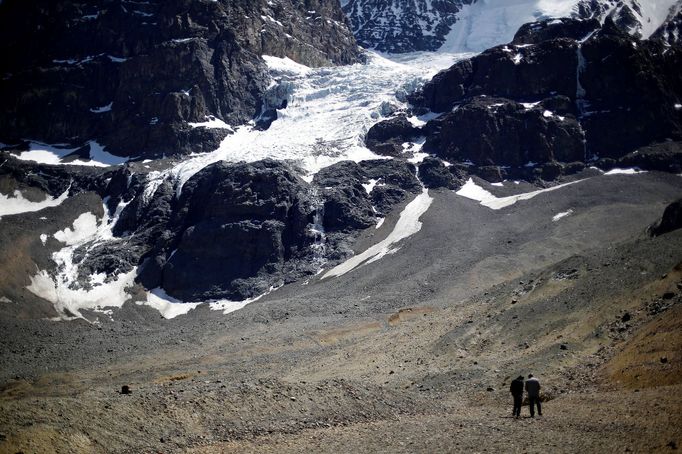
[342,0,474,53]
[370,17,682,180]
[0,0,360,159]
[1,2,682,453]
[344,0,682,53]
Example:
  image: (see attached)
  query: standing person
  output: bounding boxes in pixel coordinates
[525,374,542,417]
[509,375,524,418]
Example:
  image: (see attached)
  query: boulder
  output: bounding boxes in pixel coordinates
[619,142,682,173]
[649,199,682,237]
[365,116,420,157]
[419,157,464,189]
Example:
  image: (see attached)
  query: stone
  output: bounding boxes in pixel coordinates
[649,199,682,237]
[365,115,420,157]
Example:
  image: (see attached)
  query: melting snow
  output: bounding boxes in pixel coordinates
[604,168,646,175]
[0,189,69,218]
[362,179,381,194]
[188,115,233,130]
[322,187,433,279]
[142,288,202,319]
[90,102,112,113]
[456,178,583,210]
[552,209,574,221]
[16,141,127,167]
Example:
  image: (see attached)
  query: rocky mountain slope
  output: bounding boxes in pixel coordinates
[344,0,682,52]
[1,2,682,452]
[342,0,474,52]
[0,0,360,159]
[368,17,682,183]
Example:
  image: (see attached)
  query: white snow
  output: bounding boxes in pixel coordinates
[90,102,112,113]
[159,51,465,194]
[604,168,646,175]
[456,177,583,210]
[440,0,579,53]
[322,187,433,279]
[0,189,69,218]
[188,115,233,130]
[362,179,381,194]
[208,286,279,315]
[142,288,202,319]
[16,141,127,167]
[552,209,573,221]
[262,55,311,75]
[630,0,679,39]
[53,212,99,245]
[26,200,135,320]
[40,234,48,245]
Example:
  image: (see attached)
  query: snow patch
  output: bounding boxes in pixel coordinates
[323,187,433,279]
[142,288,202,319]
[604,168,646,175]
[456,178,583,210]
[0,189,69,218]
[552,209,574,221]
[90,102,112,113]
[188,115,233,130]
[16,141,127,167]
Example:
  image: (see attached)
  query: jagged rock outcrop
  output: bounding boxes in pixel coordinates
[0,152,431,303]
[0,0,360,159]
[418,157,464,190]
[343,0,473,53]
[619,141,682,173]
[365,115,420,156]
[313,160,421,229]
[422,96,585,167]
[376,18,682,178]
[512,17,601,45]
[649,199,682,237]
[576,0,682,42]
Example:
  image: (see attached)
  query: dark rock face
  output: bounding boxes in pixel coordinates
[365,116,420,157]
[0,0,360,159]
[579,25,682,158]
[512,18,601,45]
[422,97,585,168]
[343,0,472,53]
[395,19,682,178]
[2,154,427,303]
[419,157,464,190]
[650,199,682,237]
[313,160,421,230]
[411,39,580,113]
[619,141,682,173]
[140,160,316,301]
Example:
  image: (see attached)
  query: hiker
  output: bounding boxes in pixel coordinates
[525,374,542,417]
[509,375,524,418]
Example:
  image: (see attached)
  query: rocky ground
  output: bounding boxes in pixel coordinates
[1,171,681,453]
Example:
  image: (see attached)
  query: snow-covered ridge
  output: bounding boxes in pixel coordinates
[344,0,682,54]
[441,0,581,52]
